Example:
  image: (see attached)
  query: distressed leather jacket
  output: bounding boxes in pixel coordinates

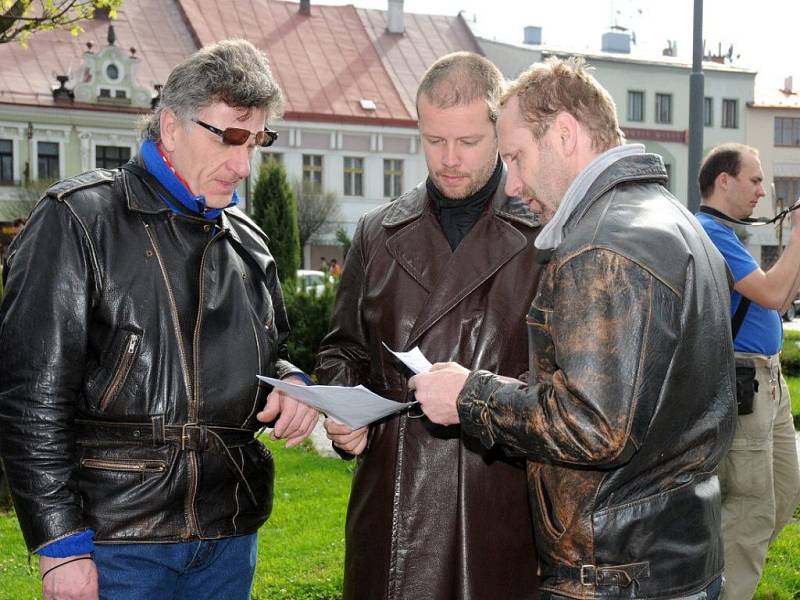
[458,154,736,599]
[0,161,296,552]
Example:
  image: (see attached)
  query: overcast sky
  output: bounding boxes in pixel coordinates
[308,0,799,91]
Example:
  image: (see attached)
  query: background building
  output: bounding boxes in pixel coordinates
[0,0,790,264]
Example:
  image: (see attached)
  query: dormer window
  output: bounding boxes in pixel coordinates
[106,63,120,81]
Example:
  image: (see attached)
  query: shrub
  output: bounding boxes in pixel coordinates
[780,330,800,376]
[282,279,336,376]
[252,161,301,283]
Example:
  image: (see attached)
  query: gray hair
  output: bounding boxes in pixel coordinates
[415,52,504,122]
[139,39,283,142]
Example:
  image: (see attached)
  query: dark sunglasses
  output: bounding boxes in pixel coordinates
[192,119,279,147]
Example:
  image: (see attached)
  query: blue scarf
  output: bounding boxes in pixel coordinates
[139,139,240,219]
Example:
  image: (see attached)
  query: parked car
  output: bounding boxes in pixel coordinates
[296,269,334,296]
[783,295,800,321]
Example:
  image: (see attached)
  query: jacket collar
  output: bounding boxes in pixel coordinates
[120,156,241,243]
[382,168,540,348]
[566,153,667,231]
[381,165,540,230]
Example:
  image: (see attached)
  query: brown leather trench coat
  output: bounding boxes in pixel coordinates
[317,171,541,600]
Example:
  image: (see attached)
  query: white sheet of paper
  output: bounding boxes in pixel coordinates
[381,343,433,374]
[257,376,415,429]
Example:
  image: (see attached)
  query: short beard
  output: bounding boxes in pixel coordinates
[440,154,498,201]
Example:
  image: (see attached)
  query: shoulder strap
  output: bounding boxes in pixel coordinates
[731,296,751,340]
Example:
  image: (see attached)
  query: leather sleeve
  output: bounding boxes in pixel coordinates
[0,197,97,552]
[458,248,680,468]
[315,216,371,387]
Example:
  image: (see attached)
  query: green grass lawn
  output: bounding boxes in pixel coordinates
[0,438,352,600]
[0,434,797,599]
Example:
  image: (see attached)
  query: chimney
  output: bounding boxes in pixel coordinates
[523,26,542,45]
[784,76,794,94]
[299,0,310,16]
[387,0,404,34]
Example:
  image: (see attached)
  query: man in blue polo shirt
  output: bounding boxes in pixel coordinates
[696,143,800,600]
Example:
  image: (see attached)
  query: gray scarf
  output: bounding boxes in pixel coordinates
[535,143,646,250]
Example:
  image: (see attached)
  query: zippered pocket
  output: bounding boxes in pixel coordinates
[81,457,166,483]
[99,332,140,411]
[81,458,166,473]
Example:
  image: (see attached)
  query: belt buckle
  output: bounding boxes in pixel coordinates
[180,422,193,451]
[180,423,208,451]
[580,564,595,586]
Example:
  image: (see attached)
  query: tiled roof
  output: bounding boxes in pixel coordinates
[356,9,480,118]
[0,0,480,126]
[0,0,196,109]
[178,0,414,125]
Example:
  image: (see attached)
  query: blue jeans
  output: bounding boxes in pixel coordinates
[541,575,723,600]
[93,533,258,600]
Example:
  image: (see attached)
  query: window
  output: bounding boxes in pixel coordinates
[627,91,644,122]
[704,97,713,127]
[774,117,800,146]
[37,141,59,180]
[262,152,282,165]
[343,157,364,196]
[383,159,403,198]
[722,99,738,129]
[774,177,800,209]
[106,63,120,80]
[0,139,12,184]
[302,154,323,193]
[655,93,672,124]
[95,145,130,169]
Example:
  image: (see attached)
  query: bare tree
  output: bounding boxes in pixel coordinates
[0,0,123,45]
[293,179,340,249]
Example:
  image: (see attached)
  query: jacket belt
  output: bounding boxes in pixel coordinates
[555,562,650,587]
[74,417,257,450]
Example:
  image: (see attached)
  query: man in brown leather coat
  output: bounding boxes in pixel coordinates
[315,52,541,600]
[414,57,736,600]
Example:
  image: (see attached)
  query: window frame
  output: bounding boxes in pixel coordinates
[627,90,645,122]
[0,139,13,185]
[94,145,131,169]
[655,93,673,124]
[302,154,324,194]
[343,156,364,197]
[721,98,738,129]
[383,158,404,199]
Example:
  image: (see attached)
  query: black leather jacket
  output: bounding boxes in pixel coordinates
[458,154,736,599]
[0,161,296,552]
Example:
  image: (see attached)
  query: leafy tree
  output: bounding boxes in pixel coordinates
[251,160,300,283]
[0,0,123,45]
[293,180,340,250]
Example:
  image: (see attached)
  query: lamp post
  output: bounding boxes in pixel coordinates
[687,0,704,213]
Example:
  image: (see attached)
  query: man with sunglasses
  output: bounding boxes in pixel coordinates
[0,39,317,600]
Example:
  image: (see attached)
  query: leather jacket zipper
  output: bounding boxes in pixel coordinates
[186,227,227,534]
[81,458,166,472]
[81,458,166,483]
[141,217,196,535]
[99,333,139,411]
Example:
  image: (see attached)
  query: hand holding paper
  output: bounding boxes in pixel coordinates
[256,376,416,429]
